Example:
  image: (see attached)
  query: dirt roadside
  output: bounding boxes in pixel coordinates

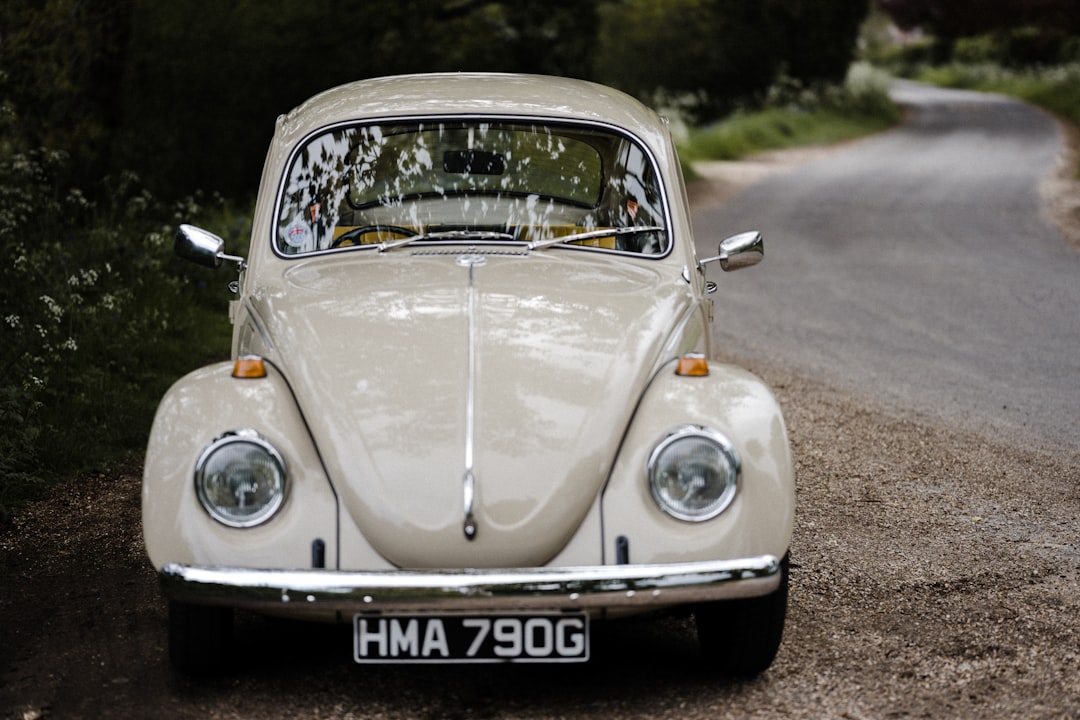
[1,133,1077,719]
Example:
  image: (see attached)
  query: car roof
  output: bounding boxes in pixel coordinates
[275,73,669,147]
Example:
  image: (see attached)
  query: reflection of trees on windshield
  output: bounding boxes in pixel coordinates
[277,122,668,255]
[347,124,603,207]
[280,130,354,252]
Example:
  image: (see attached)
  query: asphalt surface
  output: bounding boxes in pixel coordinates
[695,80,1080,457]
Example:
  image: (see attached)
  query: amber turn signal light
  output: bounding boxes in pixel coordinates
[675,353,709,377]
[232,355,267,379]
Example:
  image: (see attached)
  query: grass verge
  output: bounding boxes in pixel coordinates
[677,63,901,166]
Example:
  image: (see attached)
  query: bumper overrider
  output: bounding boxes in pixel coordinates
[160,555,781,612]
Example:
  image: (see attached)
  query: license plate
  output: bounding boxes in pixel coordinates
[353,613,589,663]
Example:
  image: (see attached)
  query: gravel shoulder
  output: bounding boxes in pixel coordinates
[2,129,1078,719]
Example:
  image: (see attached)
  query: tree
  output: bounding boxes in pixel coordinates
[5,0,871,198]
[593,0,870,122]
[114,0,600,198]
[0,0,133,187]
[876,0,1080,38]
[432,0,599,77]
[594,0,782,119]
[771,0,870,84]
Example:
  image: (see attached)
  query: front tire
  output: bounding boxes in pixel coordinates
[695,554,789,676]
[168,600,234,675]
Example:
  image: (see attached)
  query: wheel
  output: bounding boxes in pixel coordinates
[694,554,789,676]
[168,600,234,675]
[331,225,417,248]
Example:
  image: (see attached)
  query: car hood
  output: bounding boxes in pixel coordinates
[251,251,692,569]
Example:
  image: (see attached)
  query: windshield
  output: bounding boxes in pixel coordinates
[275,121,668,256]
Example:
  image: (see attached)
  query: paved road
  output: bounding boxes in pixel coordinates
[695,81,1080,457]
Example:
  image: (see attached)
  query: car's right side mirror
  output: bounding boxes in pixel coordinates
[718,230,764,271]
[700,230,764,273]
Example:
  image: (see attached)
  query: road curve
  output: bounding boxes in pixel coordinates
[695,81,1080,456]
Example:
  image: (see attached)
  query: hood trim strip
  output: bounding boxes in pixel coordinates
[459,254,486,540]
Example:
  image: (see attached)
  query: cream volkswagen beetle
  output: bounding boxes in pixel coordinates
[144,73,794,675]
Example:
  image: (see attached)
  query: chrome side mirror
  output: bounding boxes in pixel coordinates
[175,224,246,270]
[700,230,763,272]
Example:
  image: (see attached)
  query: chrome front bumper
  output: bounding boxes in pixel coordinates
[160,555,781,612]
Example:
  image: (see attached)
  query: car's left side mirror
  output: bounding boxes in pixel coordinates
[700,230,764,273]
[175,224,247,271]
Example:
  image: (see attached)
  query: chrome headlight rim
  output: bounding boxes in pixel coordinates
[647,425,740,523]
[194,429,287,528]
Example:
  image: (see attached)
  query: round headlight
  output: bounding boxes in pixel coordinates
[647,426,740,522]
[194,431,287,528]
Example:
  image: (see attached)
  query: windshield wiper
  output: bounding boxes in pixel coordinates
[378,230,517,252]
[527,226,664,251]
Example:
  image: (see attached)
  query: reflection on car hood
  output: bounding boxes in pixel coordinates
[251,251,694,568]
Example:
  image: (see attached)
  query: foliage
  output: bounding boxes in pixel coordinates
[595,0,870,122]
[594,0,777,120]
[876,0,1080,39]
[875,0,1080,69]
[678,63,899,162]
[115,0,600,199]
[0,0,132,188]
[769,0,872,85]
[2,0,873,198]
[0,149,236,522]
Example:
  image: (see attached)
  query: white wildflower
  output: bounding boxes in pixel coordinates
[40,295,63,320]
[66,188,92,210]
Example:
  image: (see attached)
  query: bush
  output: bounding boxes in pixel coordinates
[873,37,953,75]
[0,149,236,522]
[954,36,1007,65]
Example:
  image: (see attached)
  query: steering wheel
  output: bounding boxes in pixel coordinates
[331,225,418,248]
